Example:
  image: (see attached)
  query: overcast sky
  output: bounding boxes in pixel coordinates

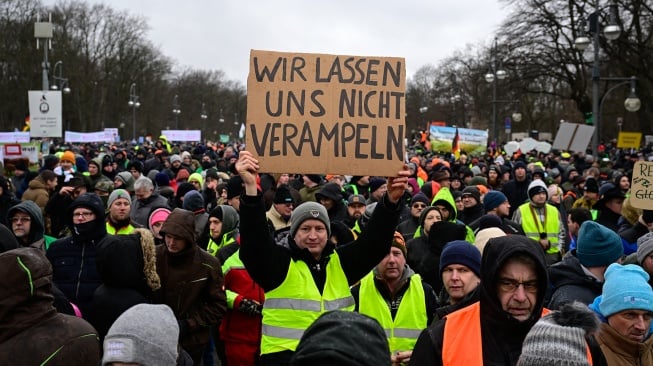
[53,0,509,85]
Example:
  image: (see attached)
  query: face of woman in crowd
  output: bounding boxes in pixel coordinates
[423,209,442,234]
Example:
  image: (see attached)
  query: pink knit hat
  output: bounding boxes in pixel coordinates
[148,208,171,230]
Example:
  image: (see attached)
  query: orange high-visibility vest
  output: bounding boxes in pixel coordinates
[442,302,554,365]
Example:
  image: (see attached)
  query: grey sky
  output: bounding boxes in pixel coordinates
[60,0,508,85]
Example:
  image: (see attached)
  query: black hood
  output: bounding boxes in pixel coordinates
[290,311,390,366]
[481,235,548,334]
[67,193,107,242]
[0,223,20,253]
[8,201,44,244]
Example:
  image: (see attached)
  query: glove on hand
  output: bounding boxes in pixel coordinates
[238,298,262,316]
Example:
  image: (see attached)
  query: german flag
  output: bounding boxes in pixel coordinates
[452,127,460,159]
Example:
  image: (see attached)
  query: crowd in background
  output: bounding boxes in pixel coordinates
[1,133,653,365]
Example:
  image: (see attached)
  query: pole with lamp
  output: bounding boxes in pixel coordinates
[128,83,140,141]
[51,61,71,94]
[485,37,507,145]
[573,0,630,156]
[598,76,641,136]
[172,94,181,129]
[200,102,208,140]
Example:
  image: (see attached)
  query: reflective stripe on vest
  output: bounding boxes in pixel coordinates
[359,272,427,353]
[518,203,560,254]
[442,302,551,365]
[105,222,135,235]
[261,252,354,354]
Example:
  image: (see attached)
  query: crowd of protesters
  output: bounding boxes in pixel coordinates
[1,133,653,365]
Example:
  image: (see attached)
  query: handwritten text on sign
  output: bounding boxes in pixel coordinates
[247,50,406,176]
[630,161,653,210]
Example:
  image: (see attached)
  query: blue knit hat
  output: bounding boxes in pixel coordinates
[576,221,623,267]
[439,240,481,278]
[483,191,507,212]
[599,263,653,317]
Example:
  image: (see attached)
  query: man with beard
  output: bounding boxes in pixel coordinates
[410,235,549,365]
[344,194,367,235]
[47,193,108,319]
[352,232,437,365]
[105,189,141,235]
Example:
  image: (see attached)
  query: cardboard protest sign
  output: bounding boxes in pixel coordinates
[630,161,653,210]
[247,50,406,176]
[617,132,642,149]
[552,122,594,152]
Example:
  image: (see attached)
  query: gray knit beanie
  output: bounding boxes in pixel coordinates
[290,201,331,239]
[107,188,132,209]
[102,304,179,366]
[517,302,599,366]
[637,232,653,264]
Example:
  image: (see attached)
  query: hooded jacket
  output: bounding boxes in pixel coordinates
[406,221,468,294]
[0,247,101,365]
[410,235,549,365]
[22,174,52,213]
[547,250,604,309]
[7,200,48,250]
[47,193,107,318]
[430,187,475,242]
[91,229,160,340]
[153,208,227,362]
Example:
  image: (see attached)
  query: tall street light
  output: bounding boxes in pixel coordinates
[201,102,208,139]
[485,37,507,145]
[574,0,627,156]
[50,61,71,94]
[172,94,181,129]
[128,83,140,141]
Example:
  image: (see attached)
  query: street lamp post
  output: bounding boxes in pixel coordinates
[128,83,140,141]
[201,102,208,139]
[50,61,71,94]
[485,38,507,145]
[598,76,641,136]
[172,95,181,129]
[574,0,624,156]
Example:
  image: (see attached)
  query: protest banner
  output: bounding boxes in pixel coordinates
[161,130,202,142]
[247,50,406,176]
[65,131,115,143]
[0,132,30,143]
[428,125,488,155]
[630,161,653,210]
